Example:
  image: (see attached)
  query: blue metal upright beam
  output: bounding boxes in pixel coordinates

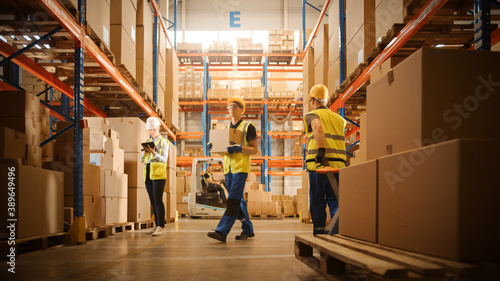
[153,11,159,104]
[339,0,346,118]
[262,58,269,191]
[202,58,209,156]
[302,0,306,51]
[474,0,491,50]
[73,0,85,218]
[174,0,177,50]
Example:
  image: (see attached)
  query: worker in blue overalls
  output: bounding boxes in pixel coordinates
[304,85,347,236]
[207,96,258,243]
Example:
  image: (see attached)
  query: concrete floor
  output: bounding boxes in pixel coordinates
[2,218,327,281]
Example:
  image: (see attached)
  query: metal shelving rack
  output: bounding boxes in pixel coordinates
[176,52,304,191]
[0,0,177,241]
[302,0,500,160]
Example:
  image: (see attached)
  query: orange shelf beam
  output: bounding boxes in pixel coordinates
[37,0,176,140]
[330,0,448,112]
[303,0,331,58]
[0,40,106,118]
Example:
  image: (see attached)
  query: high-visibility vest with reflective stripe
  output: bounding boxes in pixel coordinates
[223,121,252,174]
[143,136,168,181]
[304,108,347,171]
[203,172,214,186]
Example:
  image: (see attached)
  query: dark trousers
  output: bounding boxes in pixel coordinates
[309,172,339,236]
[145,164,166,227]
[215,172,253,236]
[207,183,227,201]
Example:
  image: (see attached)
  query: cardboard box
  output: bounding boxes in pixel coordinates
[0,117,41,147]
[167,192,176,219]
[0,126,26,161]
[136,59,154,96]
[110,0,136,41]
[346,0,375,45]
[39,106,50,136]
[378,139,500,261]
[314,24,329,66]
[63,162,101,196]
[83,195,103,227]
[346,22,376,75]
[176,175,186,193]
[128,187,151,222]
[176,192,189,204]
[87,0,111,47]
[102,140,124,173]
[124,152,145,188]
[370,56,406,84]
[64,207,73,226]
[107,117,149,153]
[366,48,500,160]
[110,24,136,78]
[84,117,109,135]
[247,201,261,215]
[0,165,63,238]
[339,159,377,243]
[103,196,119,224]
[166,168,176,193]
[103,169,128,198]
[177,203,189,215]
[375,0,408,43]
[53,142,90,167]
[164,97,179,129]
[0,91,40,121]
[136,0,152,25]
[209,128,242,153]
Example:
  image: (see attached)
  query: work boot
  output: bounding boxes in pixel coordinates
[152,227,165,236]
[235,232,255,240]
[207,230,226,243]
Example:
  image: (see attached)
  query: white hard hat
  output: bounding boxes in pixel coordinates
[146,117,161,129]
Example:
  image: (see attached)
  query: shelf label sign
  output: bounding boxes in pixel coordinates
[230,11,241,28]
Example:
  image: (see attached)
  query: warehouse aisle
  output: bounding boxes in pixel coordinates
[8,218,326,281]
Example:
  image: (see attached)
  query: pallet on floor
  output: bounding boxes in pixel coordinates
[105,222,135,235]
[250,214,283,220]
[0,232,69,257]
[295,234,481,281]
[134,220,155,230]
[86,226,109,241]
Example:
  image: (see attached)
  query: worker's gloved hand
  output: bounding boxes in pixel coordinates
[207,142,213,151]
[227,142,242,154]
[315,147,326,165]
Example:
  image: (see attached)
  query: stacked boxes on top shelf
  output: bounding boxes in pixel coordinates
[208,40,233,64]
[339,48,500,261]
[164,47,180,130]
[110,0,137,78]
[176,42,203,64]
[0,91,64,239]
[314,24,329,87]
[268,73,294,100]
[268,30,295,52]
[178,66,203,101]
[136,0,155,99]
[345,0,375,76]
[236,38,263,64]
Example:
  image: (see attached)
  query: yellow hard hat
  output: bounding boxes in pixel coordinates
[308,84,329,101]
[227,96,246,114]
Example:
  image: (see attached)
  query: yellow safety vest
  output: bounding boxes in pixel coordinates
[143,136,169,181]
[304,108,347,171]
[223,121,252,174]
[203,172,214,186]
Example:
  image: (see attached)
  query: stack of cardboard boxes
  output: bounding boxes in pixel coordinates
[178,66,203,100]
[110,0,137,78]
[164,48,180,130]
[236,38,264,51]
[327,1,341,92]
[106,117,150,223]
[0,91,64,239]
[268,30,295,52]
[136,0,154,99]
[176,171,190,215]
[302,48,315,113]
[314,24,329,87]
[268,73,294,99]
[345,0,375,76]
[340,48,500,261]
[86,117,127,226]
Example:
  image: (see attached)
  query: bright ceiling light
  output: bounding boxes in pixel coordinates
[23,35,32,41]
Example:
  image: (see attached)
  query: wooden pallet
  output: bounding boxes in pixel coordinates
[250,214,284,220]
[268,51,294,65]
[237,50,264,64]
[86,226,109,240]
[105,222,135,235]
[165,217,176,224]
[295,234,482,281]
[0,232,69,257]
[134,220,155,230]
